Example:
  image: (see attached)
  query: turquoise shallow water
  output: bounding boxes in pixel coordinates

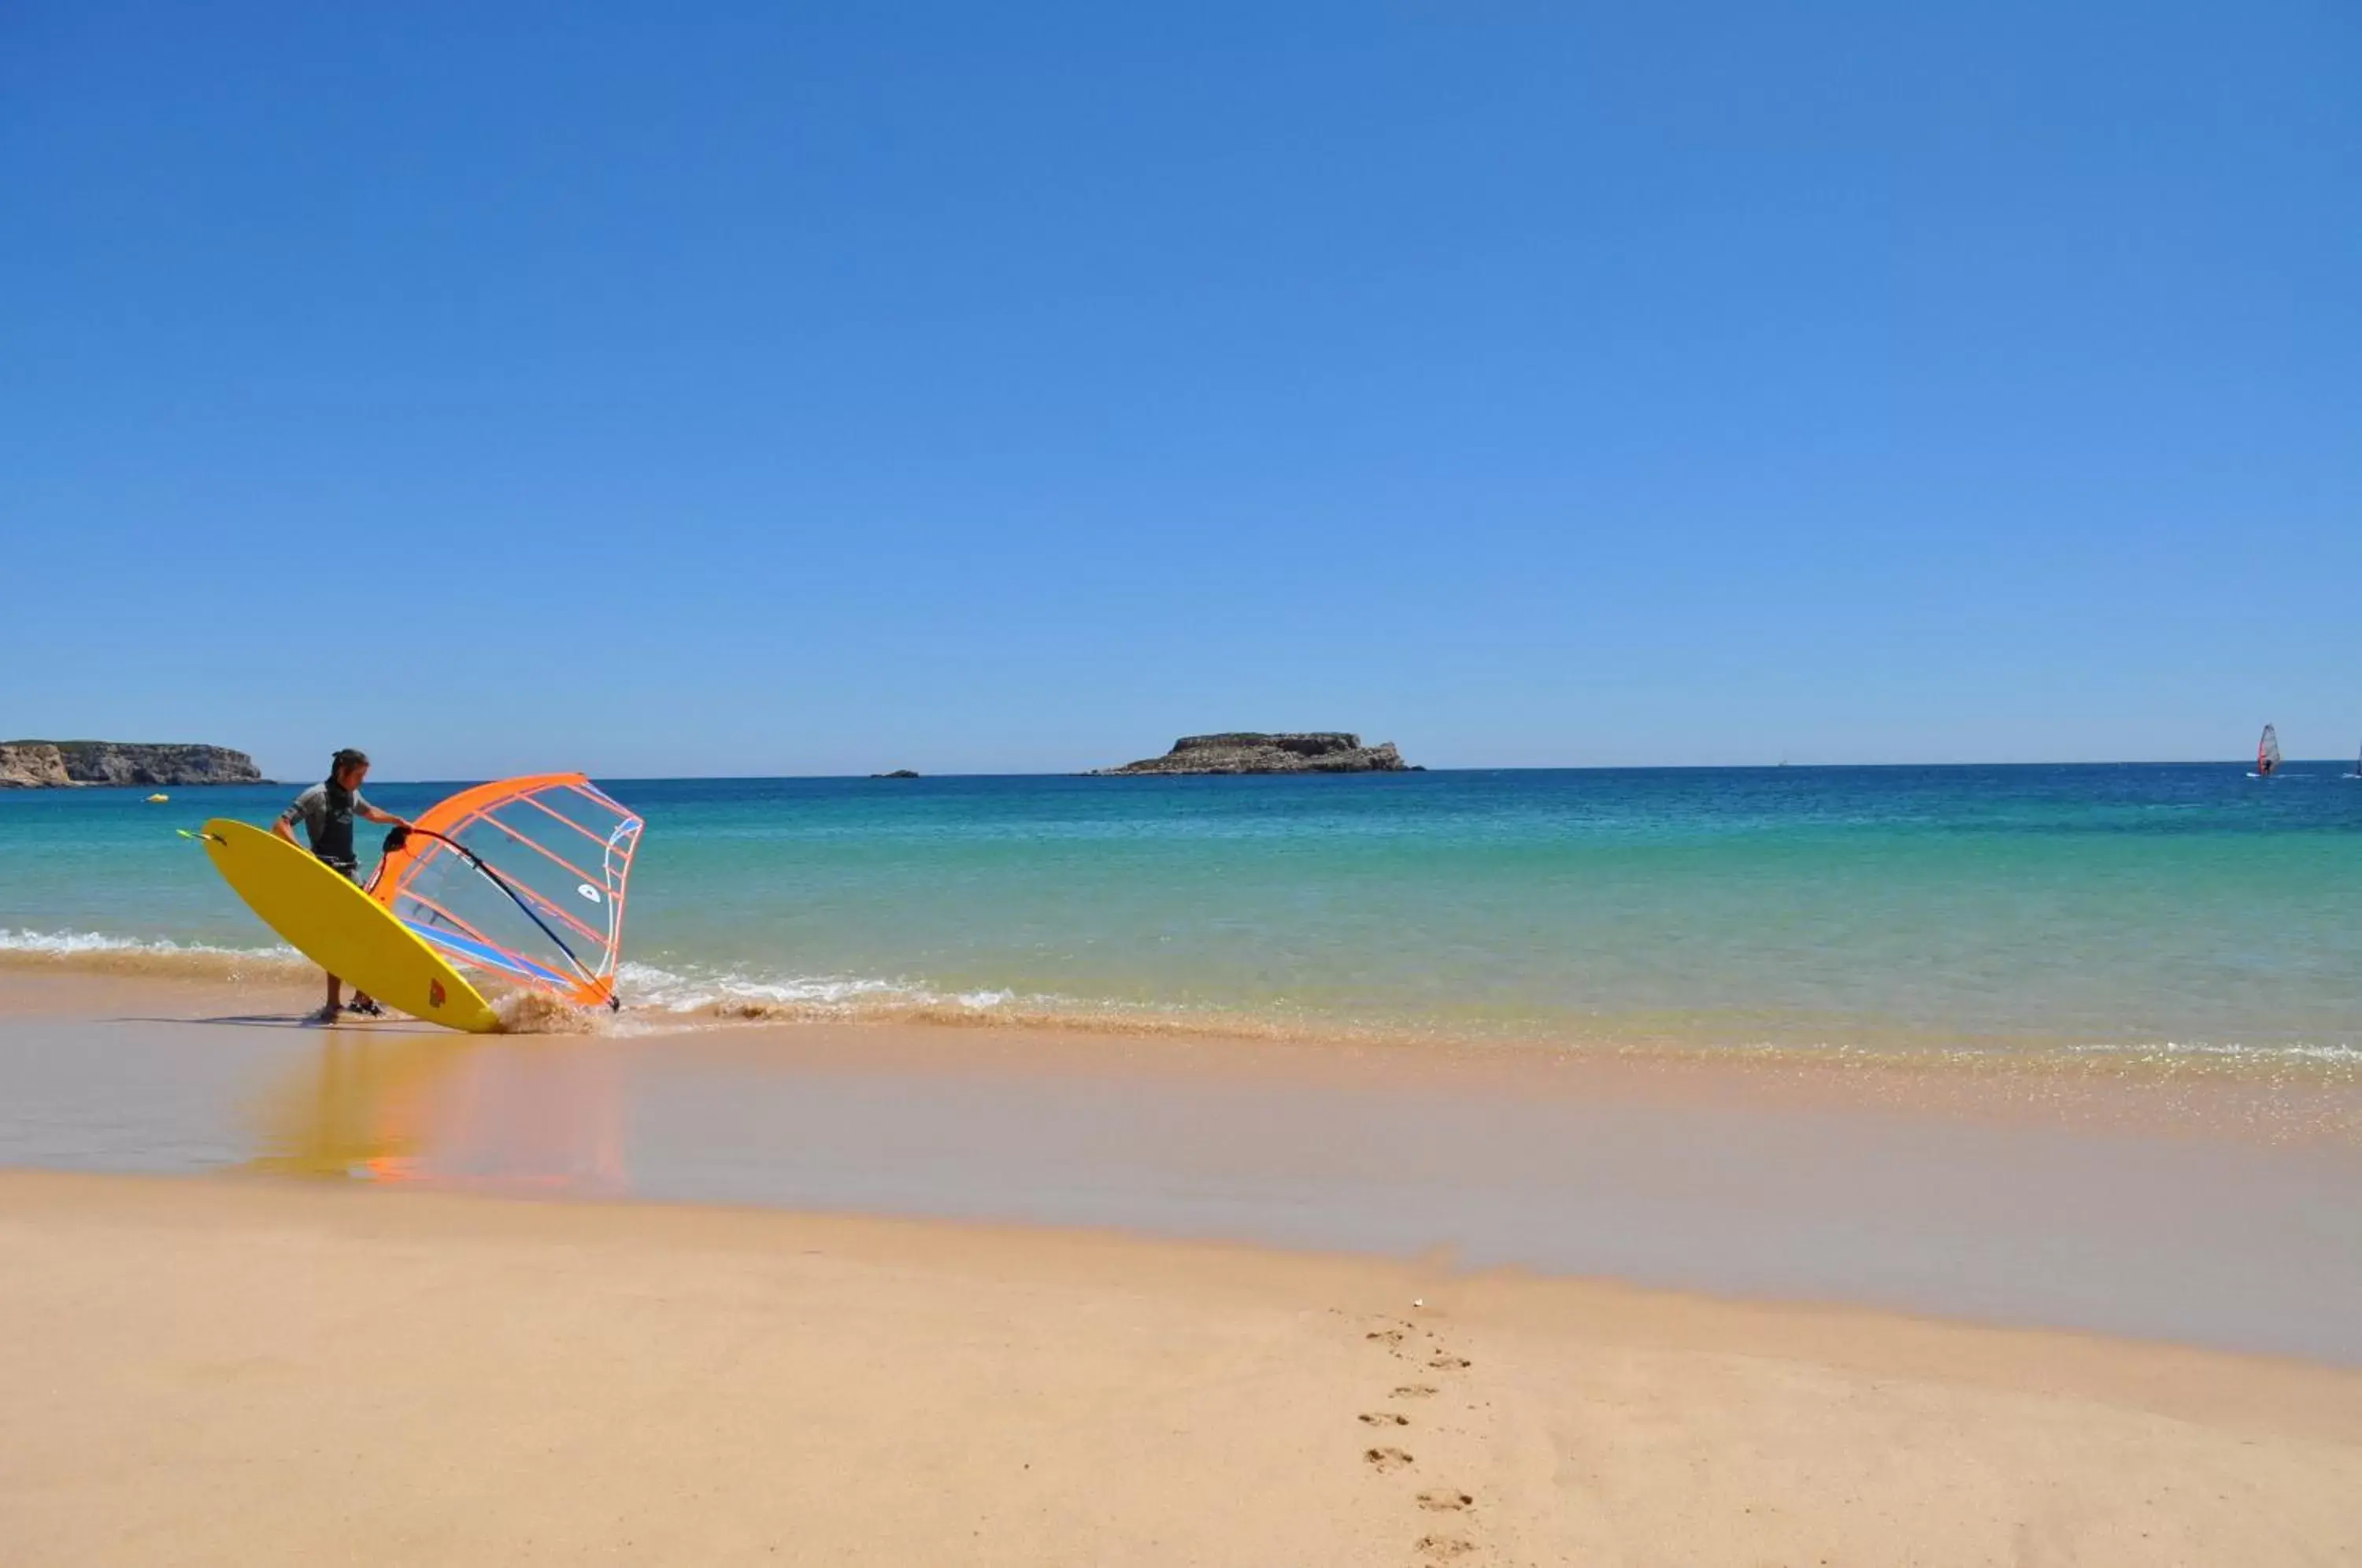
[3,766,2358,1063]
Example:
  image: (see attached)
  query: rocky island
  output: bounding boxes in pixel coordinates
[0,741,265,789]
[1091,733,1417,775]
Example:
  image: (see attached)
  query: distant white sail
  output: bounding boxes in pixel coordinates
[2257,723,2282,776]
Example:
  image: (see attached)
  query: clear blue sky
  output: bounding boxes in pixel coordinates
[6,2,2355,778]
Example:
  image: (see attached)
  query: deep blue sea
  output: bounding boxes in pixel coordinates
[4,765,2358,1067]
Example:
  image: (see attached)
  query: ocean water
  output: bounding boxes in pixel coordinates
[3,766,2358,1067]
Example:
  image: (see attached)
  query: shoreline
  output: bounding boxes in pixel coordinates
[5,945,2358,1126]
[6,1168,2360,1565]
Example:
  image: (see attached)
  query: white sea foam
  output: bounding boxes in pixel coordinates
[603,959,1010,1020]
[0,926,290,961]
[0,926,309,982]
[614,960,910,1011]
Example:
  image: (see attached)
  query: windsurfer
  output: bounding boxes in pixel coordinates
[275,749,412,1023]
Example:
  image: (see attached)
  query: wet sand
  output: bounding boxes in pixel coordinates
[6,1169,2360,1566]
[3,969,2360,1361]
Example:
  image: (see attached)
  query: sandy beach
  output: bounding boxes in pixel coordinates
[6,1169,2360,1567]
[0,965,2359,1562]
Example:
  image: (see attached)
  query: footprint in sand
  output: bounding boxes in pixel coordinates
[1416,1533,1476,1560]
[1416,1489,1474,1512]
[1427,1353,1472,1370]
[1358,1411,1409,1427]
[1364,1446,1415,1474]
[1366,1326,1409,1348]
[1391,1384,1438,1399]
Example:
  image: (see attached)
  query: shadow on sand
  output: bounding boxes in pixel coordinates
[106,1012,443,1034]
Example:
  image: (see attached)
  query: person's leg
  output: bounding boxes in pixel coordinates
[314,971,342,1023]
[332,867,376,1014]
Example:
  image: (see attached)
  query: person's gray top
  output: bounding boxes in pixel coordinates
[279,782,370,841]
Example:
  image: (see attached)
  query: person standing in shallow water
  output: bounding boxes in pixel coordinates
[274,749,410,1023]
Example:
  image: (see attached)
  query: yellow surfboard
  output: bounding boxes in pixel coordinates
[200,819,500,1033]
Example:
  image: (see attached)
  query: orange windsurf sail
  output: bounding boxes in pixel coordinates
[372,773,643,1010]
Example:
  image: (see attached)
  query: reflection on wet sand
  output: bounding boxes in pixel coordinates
[250,1030,628,1194]
[7,971,2362,1363]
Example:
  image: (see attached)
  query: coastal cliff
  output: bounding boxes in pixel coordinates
[0,741,265,789]
[1093,733,1416,775]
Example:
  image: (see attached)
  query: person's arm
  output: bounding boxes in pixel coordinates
[273,790,311,846]
[357,798,412,830]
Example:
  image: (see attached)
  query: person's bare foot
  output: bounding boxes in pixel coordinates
[304,1004,341,1026]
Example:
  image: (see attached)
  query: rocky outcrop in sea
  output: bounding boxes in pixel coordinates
[1092,733,1416,775]
[0,741,265,789]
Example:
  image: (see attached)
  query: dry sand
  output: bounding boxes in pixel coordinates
[4,1170,2358,1567]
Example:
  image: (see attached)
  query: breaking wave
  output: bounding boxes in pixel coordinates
[609,959,1059,1032]
[0,927,311,984]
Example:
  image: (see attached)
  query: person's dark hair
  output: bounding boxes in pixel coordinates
[329,748,370,779]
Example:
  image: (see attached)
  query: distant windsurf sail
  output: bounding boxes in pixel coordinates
[372,774,642,1009]
[2257,724,2282,776]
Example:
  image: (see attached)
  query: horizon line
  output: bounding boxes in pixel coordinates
[27,756,2360,789]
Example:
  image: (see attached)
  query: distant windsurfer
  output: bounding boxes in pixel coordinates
[275,749,410,1023]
